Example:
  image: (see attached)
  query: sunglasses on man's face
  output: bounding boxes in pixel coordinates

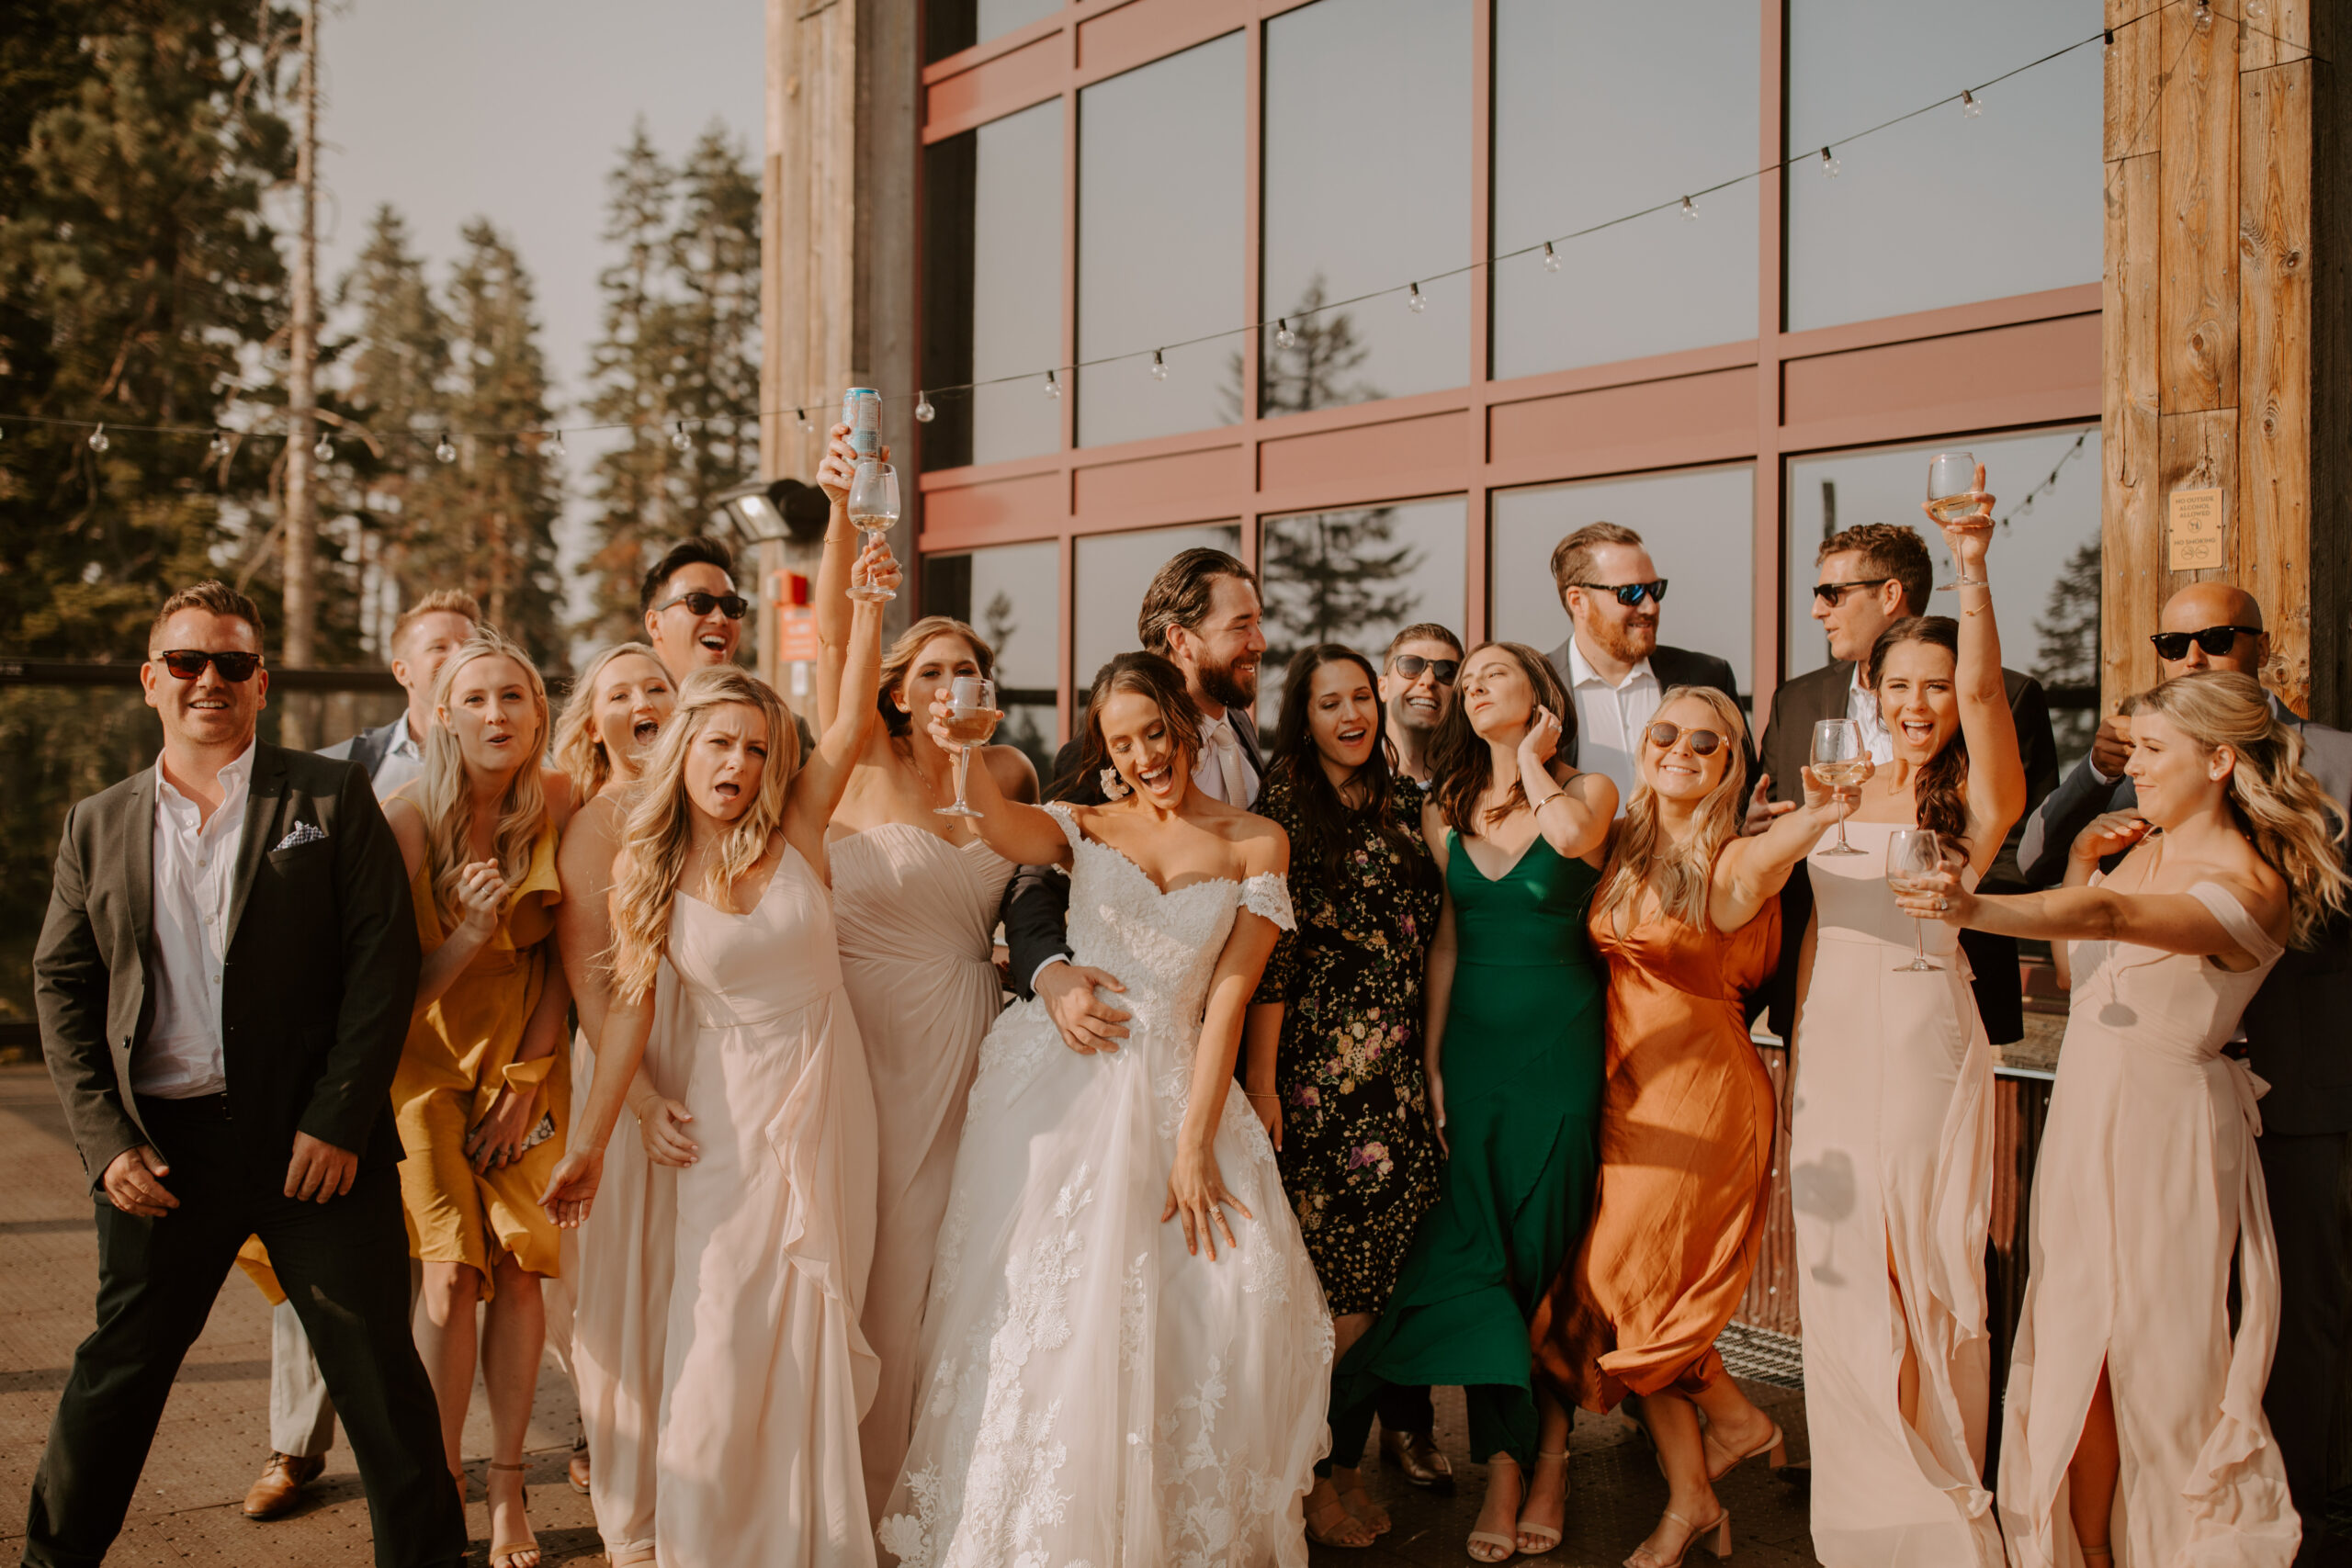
[2149,625,2261,660]
[1388,654,1459,684]
[1812,577,1894,606]
[154,649,263,683]
[1645,721,1726,756]
[1573,579,1668,607]
[654,591,749,621]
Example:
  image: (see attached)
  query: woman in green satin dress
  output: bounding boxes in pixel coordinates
[1329,640,1617,1563]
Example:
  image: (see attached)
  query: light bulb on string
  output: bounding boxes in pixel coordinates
[1045,369,1061,399]
[1961,89,1981,118]
[209,431,232,461]
[914,391,936,423]
[1819,145,1841,178]
[546,429,567,458]
[1149,350,1168,381]
[672,422,695,453]
[795,407,812,434]
[312,432,334,463]
[1679,195,1698,220]
[1407,282,1426,314]
[2193,0,2212,32]
[1542,241,1562,273]
[2102,27,2115,53]
[87,424,109,453]
[1274,319,1298,350]
[435,432,457,463]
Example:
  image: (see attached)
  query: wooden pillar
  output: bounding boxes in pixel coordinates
[2103,0,2351,721]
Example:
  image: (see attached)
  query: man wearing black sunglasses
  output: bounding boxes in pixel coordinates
[27,582,460,1568]
[2016,580,2352,1549]
[1543,521,1751,800]
[1379,622,1464,786]
[639,536,748,681]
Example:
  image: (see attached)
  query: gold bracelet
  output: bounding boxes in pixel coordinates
[1245,1090,1278,1100]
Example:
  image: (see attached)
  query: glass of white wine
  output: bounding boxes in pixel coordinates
[934,676,999,818]
[846,459,900,603]
[1812,717,1868,857]
[1926,450,1984,589]
[1885,827,1944,972]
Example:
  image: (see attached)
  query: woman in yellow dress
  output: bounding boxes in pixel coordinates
[383,626,575,1568]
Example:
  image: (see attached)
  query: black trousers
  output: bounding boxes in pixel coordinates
[2259,1129,2352,1551]
[21,1098,463,1568]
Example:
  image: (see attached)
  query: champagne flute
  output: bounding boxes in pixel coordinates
[846,459,900,603]
[1927,450,1983,589]
[1885,827,1944,972]
[934,676,999,818]
[1811,718,1868,856]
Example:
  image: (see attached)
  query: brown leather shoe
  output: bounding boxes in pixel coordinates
[1379,1427,1455,1495]
[242,1452,324,1519]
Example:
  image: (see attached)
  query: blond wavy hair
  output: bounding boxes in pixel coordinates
[1591,685,1752,931]
[2126,671,2352,948]
[413,628,551,927]
[551,641,668,802]
[608,666,798,1001]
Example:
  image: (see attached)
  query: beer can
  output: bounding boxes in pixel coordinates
[842,389,880,457]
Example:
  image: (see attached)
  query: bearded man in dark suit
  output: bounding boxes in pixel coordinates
[2018,581,2352,1556]
[1750,521,2059,1046]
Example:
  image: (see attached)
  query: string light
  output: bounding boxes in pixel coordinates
[87,424,108,453]
[914,391,936,423]
[1275,319,1298,350]
[1962,89,1982,118]
[209,431,232,460]
[1542,241,1562,273]
[1407,282,1427,313]
[1045,369,1061,399]
[1149,349,1168,380]
[2102,27,2115,52]
[435,432,457,463]
[671,421,694,453]
[312,432,334,462]
[546,429,566,457]
[1680,195,1697,220]
[795,407,811,433]
[2193,0,2212,32]
[1819,145,1841,178]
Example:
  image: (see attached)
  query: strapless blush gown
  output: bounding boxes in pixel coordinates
[830,823,1014,1520]
[1998,880,2297,1567]
[1790,819,2004,1565]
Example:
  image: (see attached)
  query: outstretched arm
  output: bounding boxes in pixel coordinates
[1712,762,1866,930]
[785,540,898,866]
[811,423,869,734]
[1929,467,2025,866]
[924,694,1079,868]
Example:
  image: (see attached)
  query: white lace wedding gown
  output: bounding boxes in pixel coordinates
[876,803,1334,1568]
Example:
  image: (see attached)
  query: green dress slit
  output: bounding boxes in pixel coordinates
[1328,829,1606,1470]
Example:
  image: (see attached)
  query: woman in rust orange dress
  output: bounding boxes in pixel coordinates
[1530,686,1855,1568]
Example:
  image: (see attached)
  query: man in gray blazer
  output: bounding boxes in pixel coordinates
[2019,581,2352,1550]
[25,582,461,1568]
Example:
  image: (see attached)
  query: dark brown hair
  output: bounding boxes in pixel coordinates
[1427,640,1577,836]
[1549,521,1644,604]
[1819,523,1932,618]
[1867,615,1969,849]
[1051,652,1203,800]
[638,536,735,616]
[149,581,265,653]
[1385,622,1464,662]
[1267,643,1418,885]
[1136,547,1255,656]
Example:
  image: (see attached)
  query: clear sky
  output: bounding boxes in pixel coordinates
[312,0,767,626]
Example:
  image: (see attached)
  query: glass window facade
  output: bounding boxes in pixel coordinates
[1258,496,1468,728]
[925,0,1062,62]
[1491,0,1758,377]
[1785,427,2102,763]
[920,537,1064,777]
[1785,0,2102,332]
[922,100,1064,470]
[1490,466,1757,695]
[1072,523,1242,699]
[1077,34,1247,446]
[1260,0,1472,413]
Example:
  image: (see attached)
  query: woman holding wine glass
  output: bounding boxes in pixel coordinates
[808,424,1039,1518]
[1787,462,2025,1567]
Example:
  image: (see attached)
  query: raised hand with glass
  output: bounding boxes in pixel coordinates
[847,459,901,603]
[934,676,1001,818]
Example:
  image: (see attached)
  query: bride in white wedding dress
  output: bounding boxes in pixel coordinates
[877,652,1333,1568]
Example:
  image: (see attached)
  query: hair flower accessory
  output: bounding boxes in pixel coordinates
[1100,766,1133,800]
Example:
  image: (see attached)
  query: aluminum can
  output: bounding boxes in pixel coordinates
[842,388,880,457]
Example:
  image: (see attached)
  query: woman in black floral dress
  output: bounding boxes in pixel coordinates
[1245,642,1444,1550]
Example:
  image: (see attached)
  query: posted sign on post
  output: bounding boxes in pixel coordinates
[2167,488,2224,571]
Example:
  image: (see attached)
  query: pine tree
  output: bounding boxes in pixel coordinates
[1259,508,1424,696]
[2031,537,2104,761]
[1228,275,1383,421]
[582,125,679,643]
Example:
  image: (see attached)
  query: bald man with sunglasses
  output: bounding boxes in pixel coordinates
[2018,581,2352,1555]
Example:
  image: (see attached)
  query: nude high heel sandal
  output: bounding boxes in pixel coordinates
[1623,1507,1731,1568]
[484,1461,540,1568]
[1516,1450,1569,1552]
[1467,1454,1521,1562]
[1702,1417,1787,1483]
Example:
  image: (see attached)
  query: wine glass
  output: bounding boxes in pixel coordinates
[1885,827,1944,972]
[1926,450,1984,589]
[934,676,999,818]
[1811,718,1868,856]
[846,459,900,603]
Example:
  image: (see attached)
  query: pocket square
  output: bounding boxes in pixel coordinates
[274,821,328,851]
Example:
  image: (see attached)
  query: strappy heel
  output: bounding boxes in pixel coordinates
[1467,1454,1521,1562]
[1516,1449,1569,1552]
[484,1461,539,1568]
[1702,1417,1787,1483]
[1624,1506,1731,1568]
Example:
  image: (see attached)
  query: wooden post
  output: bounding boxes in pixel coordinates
[2103,0,2350,722]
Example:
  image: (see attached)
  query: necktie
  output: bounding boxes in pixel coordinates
[1205,720,1247,807]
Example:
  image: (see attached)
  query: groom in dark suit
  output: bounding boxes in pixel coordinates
[1751,521,2058,1047]
[2018,581,2352,1552]
[25,581,462,1568]
[1001,547,1268,1055]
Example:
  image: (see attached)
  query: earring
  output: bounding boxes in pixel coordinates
[1099,766,1133,800]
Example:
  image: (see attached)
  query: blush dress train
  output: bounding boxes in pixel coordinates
[830,823,1014,1520]
[1997,881,2298,1567]
[876,803,1332,1568]
[1789,819,2004,1566]
[657,842,882,1568]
